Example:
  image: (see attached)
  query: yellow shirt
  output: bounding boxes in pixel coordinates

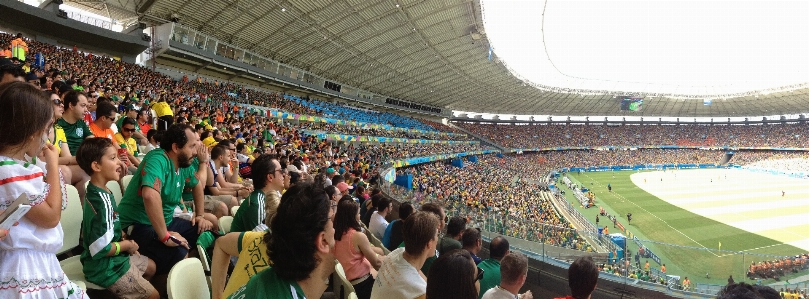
[114,133,138,156]
[222,231,271,298]
[52,125,67,156]
[152,102,173,117]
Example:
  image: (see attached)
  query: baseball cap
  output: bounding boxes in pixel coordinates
[24,72,38,81]
[336,182,353,192]
[326,167,336,174]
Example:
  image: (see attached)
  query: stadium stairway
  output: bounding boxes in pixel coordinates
[719,151,735,165]
[445,122,510,152]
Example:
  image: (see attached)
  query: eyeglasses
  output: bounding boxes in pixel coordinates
[475,267,485,282]
[123,127,137,133]
[52,99,62,106]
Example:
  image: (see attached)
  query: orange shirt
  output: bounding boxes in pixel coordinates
[89,121,114,141]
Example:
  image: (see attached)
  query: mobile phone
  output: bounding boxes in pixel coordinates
[168,235,185,246]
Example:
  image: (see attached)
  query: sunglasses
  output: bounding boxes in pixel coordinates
[123,127,137,133]
[52,99,62,106]
[476,267,485,282]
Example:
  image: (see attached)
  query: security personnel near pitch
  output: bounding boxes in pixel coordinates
[626,213,632,225]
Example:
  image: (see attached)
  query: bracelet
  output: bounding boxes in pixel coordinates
[160,232,171,243]
[114,242,121,255]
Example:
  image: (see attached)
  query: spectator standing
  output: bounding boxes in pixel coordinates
[481,252,533,299]
[478,236,510,299]
[10,33,27,61]
[368,197,391,240]
[227,181,336,299]
[426,249,480,299]
[555,256,599,299]
[371,211,440,299]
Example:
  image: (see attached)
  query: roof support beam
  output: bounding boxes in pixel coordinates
[137,0,157,14]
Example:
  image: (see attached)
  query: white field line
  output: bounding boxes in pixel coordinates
[627,170,809,255]
[582,172,721,257]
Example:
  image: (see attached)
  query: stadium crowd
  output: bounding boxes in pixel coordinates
[3,31,809,299]
[456,122,809,149]
[392,156,593,252]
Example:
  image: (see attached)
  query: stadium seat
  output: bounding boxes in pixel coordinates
[349,292,358,299]
[219,216,233,234]
[334,263,355,299]
[59,256,104,290]
[106,180,123,206]
[197,244,213,288]
[57,185,82,255]
[230,205,239,216]
[121,175,133,194]
[167,258,210,299]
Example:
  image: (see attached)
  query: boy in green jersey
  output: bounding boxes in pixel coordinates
[76,137,158,299]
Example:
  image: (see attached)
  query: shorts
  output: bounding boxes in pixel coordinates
[107,255,156,299]
[204,195,236,213]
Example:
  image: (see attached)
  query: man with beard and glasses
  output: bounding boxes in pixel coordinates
[118,124,209,275]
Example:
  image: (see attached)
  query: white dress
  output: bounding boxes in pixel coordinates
[0,156,88,299]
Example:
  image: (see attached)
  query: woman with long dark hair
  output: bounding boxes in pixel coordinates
[426,249,481,299]
[333,200,386,299]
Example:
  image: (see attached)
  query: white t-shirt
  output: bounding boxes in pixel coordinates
[370,248,425,299]
[368,211,389,240]
[236,153,250,164]
[481,286,519,299]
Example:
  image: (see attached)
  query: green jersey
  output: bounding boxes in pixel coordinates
[80,183,129,288]
[227,267,305,299]
[57,117,93,155]
[180,158,202,211]
[230,190,268,232]
[477,258,501,299]
[118,150,188,228]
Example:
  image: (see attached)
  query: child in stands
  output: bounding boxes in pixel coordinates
[76,137,158,299]
[0,82,88,298]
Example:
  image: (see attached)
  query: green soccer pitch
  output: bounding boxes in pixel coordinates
[560,168,809,286]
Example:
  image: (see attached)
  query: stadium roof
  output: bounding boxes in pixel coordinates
[63,0,809,117]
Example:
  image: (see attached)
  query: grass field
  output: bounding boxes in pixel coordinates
[560,168,809,285]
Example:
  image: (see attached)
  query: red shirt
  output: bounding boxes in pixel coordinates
[139,121,151,134]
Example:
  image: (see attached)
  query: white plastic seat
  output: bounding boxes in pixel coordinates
[219,216,233,234]
[230,205,239,216]
[197,244,213,288]
[335,263,355,299]
[106,180,123,206]
[59,256,104,290]
[121,175,133,194]
[57,185,83,255]
[167,258,210,299]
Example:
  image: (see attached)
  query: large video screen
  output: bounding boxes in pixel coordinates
[620,97,643,112]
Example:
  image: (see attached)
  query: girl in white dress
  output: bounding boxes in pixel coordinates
[0,82,88,299]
